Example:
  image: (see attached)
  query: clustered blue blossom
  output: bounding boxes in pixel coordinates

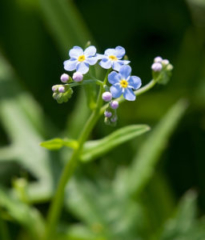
[97,46,130,71]
[53,44,144,126]
[108,65,141,101]
[64,46,98,74]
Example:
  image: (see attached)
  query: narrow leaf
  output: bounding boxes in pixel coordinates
[80,125,150,162]
[40,138,78,150]
[0,187,45,239]
[126,100,188,196]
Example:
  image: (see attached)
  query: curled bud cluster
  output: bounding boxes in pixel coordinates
[52,84,73,104]
[102,91,119,126]
[151,56,173,85]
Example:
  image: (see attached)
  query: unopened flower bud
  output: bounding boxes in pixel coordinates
[102,91,112,102]
[151,63,162,72]
[104,111,112,118]
[161,59,169,65]
[52,85,58,92]
[73,72,83,82]
[111,116,117,123]
[154,56,163,63]
[58,86,65,93]
[167,64,173,71]
[110,101,119,109]
[60,73,69,83]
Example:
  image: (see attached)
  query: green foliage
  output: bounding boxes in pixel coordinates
[0,186,45,239]
[1,0,205,239]
[160,191,205,240]
[63,100,187,240]
[81,125,150,162]
[40,138,78,150]
[126,100,188,196]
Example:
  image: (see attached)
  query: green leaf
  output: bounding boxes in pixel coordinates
[58,224,104,240]
[125,100,188,197]
[65,176,145,240]
[0,186,45,239]
[80,125,150,162]
[159,191,205,240]
[0,54,54,203]
[40,138,78,150]
[40,0,94,54]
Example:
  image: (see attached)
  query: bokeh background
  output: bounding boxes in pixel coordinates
[0,0,205,239]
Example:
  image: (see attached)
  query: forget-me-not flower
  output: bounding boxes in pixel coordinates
[108,65,141,101]
[64,46,98,74]
[98,46,130,71]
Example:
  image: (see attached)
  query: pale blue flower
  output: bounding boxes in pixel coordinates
[64,46,98,74]
[108,65,141,101]
[98,46,130,71]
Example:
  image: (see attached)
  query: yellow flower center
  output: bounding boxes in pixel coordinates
[120,79,128,88]
[109,55,118,61]
[78,55,86,62]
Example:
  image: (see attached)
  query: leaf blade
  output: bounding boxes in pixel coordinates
[40,138,79,150]
[80,125,150,162]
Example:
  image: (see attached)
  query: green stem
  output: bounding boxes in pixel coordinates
[0,216,10,240]
[44,76,155,240]
[68,79,103,88]
[100,79,157,114]
[44,83,105,240]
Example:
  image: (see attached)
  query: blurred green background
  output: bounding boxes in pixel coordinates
[0,0,205,239]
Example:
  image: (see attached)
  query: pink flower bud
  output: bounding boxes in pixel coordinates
[60,73,69,83]
[104,111,112,118]
[110,101,119,109]
[52,85,58,92]
[151,63,162,72]
[111,116,117,122]
[154,56,163,63]
[58,86,65,93]
[73,72,83,82]
[102,91,112,102]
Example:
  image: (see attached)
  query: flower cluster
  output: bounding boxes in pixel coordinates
[52,83,73,104]
[51,44,172,126]
[151,56,173,84]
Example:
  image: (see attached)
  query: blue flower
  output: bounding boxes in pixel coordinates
[64,46,98,74]
[108,65,141,101]
[98,46,130,71]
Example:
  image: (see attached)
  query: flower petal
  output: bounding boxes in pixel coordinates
[118,60,130,65]
[69,46,83,58]
[113,61,124,71]
[84,46,96,57]
[123,88,136,101]
[108,71,121,85]
[64,59,78,71]
[76,62,89,74]
[105,48,116,56]
[99,58,112,69]
[110,85,122,98]
[119,65,132,79]
[85,57,98,65]
[128,76,142,89]
[96,54,104,60]
[115,46,125,59]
